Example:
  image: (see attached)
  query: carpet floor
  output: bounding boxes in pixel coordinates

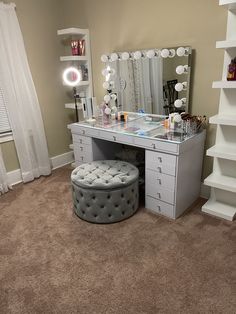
[0,166,235,314]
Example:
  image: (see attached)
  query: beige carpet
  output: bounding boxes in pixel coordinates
[0,166,235,314]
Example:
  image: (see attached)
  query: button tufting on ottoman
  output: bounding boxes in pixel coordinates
[71,160,139,223]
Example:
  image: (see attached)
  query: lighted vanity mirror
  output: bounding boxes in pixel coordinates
[101,46,192,115]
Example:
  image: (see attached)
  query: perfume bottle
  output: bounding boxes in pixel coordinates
[227,58,236,81]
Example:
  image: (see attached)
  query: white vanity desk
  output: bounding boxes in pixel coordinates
[70,113,205,219]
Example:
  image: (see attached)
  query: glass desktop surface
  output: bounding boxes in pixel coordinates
[78,112,142,129]
[110,116,194,143]
[78,113,196,143]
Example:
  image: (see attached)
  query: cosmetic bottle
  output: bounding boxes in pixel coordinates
[227,58,236,81]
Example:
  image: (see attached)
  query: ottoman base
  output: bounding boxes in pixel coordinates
[72,180,139,224]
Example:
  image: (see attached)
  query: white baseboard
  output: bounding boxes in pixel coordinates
[50,151,74,170]
[7,169,22,186]
[7,151,74,186]
[200,183,210,199]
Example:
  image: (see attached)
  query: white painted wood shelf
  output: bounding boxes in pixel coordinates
[209,114,236,125]
[219,0,236,9]
[204,173,236,192]
[63,80,90,87]
[207,145,236,160]
[212,81,236,88]
[203,0,236,221]
[216,40,236,48]
[60,56,88,62]
[57,28,89,36]
[65,103,83,110]
[202,199,236,221]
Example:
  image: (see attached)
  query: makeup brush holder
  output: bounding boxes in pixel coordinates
[182,120,197,135]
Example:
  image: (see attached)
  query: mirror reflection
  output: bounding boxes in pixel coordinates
[101,47,192,115]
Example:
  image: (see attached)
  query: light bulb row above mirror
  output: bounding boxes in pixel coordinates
[101,47,190,62]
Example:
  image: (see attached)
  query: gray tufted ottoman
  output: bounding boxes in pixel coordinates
[71,160,139,223]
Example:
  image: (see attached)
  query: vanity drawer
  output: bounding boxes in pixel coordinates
[74,126,99,138]
[75,151,93,164]
[146,151,177,176]
[74,144,92,162]
[146,183,175,204]
[145,169,176,191]
[146,196,174,219]
[99,130,133,145]
[72,134,92,145]
[134,137,178,153]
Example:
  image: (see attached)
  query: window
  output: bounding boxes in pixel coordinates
[0,86,11,135]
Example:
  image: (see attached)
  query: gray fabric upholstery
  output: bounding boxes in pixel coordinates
[71,160,139,190]
[71,160,139,224]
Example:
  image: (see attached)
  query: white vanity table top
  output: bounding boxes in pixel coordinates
[74,113,198,144]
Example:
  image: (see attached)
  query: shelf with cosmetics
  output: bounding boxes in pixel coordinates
[57,27,93,105]
[202,0,236,221]
[57,27,94,162]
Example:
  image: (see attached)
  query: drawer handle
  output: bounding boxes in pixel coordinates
[151,143,156,149]
[157,179,162,185]
[81,156,84,161]
[82,130,85,135]
[157,205,161,212]
[79,139,83,144]
[80,147,83,151]
[157,166,162,173]
[157,192,161,199]
[157,157,162,163]
[113,136,117,142]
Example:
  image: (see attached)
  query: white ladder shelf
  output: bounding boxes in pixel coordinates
[202,0,236,221]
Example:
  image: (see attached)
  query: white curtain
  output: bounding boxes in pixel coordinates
[0,3,51,183]
[0,146,11,195]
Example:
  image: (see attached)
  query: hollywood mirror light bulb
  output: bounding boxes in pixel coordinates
[121,52,130,60]
[101,54,109,63]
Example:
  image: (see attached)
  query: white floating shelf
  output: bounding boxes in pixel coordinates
[60,56,88,62]
[63,80,90,87]
[207,144,236,160]
[57,28,88,36]
[212,81,236,88]
[204,173,236,192]
[219,0,236,9]
[65,103,83,110]
[209,114,236,125]
[216,40,236,49]
[202,199,236,221]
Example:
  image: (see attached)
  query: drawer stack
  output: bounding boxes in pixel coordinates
[72,134,93,166]
[145,150,177,219]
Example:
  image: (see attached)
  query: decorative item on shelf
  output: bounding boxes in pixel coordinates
[70,39,85,56]
[227,57,236,81]
[78,39,85,56]
[181,113,207,135]
[71,40,79,55]
[176,65,188,75]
